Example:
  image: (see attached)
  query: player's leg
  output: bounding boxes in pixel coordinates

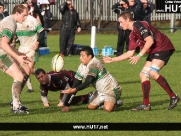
[149,51,179,110]
[103,86,122,112]
[26,61,35,92]
[5,60,29,114]
[87,91,104,110]
[58,92,92,107]
[131,61,152,111]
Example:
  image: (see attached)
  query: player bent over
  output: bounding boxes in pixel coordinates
[16,2,44,92]
[103,11,179,111]
[35,68,91,108]
[0,5,30,114]
[61,46,122,112]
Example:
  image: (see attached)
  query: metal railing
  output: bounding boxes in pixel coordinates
[1,0,181,21]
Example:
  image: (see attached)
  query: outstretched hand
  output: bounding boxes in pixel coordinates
[61,88,77,94]
[128,55,140,65]
[102,56,113,63]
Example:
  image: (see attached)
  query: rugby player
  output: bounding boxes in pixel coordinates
[0,4,30,114]
[103,11,179,111]
[35,68,91,108]
[61,46,122,112]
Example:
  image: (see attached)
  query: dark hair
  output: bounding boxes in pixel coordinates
[81,46,94,58]
[119,11,134,21]
[35,68,46,75]
[12,4,27,14]
[122,0,129,5]
[0,2,4,7]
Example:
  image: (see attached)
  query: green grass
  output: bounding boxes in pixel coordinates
[0,30,181,135]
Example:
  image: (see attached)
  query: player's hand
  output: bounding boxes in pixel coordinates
[128,55,140,65]
[57,101,64,107]
[61,88,76,94]
[43,102,50,107]
[16,55,29,66]
[62,106,70,112]
[31,42,39,50]
[103,56,113,63]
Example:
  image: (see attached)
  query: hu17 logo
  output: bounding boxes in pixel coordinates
[156,0,181,13]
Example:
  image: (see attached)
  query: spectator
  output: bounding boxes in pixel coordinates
[39,3,52,47]
[0,2,9,21]
[59,0,81,57]
[26,0,44,26]
[103,11,180,111]
[112,0,131,56]
[142,1,155,24]
[61,46,122,112]
[35,68,91,108]
[128,0,142,21]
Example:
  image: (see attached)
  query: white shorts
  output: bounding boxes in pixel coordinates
[18,46,35,60]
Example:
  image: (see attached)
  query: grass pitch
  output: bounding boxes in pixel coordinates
[0,30,181,135]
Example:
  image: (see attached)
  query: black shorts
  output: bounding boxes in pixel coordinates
[146,50,174,65]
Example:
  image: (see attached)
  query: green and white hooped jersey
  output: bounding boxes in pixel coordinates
[0,15,16,55]
[16,15,44,47]
[75,57,121,96]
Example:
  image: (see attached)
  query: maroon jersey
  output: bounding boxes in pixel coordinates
[129,21,175,54]
[40,70,75,97]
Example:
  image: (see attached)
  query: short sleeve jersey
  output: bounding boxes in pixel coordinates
[129,21,175,54]
[0,15,16,55]
[75,57,121,96]
[16,15,43,47]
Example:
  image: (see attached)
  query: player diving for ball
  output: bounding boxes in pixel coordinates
[16,1,44,92]
[61,46,122,112]
[35,68,92,109]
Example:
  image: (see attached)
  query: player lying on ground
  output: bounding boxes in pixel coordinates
[35,68,91,109]
[61,46,122,112]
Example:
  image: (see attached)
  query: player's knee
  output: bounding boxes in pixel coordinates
[140,67,150,79]
[87,104,97,110]
[14,73,24,82]
[149,64,160,80]
[103,107,114,112]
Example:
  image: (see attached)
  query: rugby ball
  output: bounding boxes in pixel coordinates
[51,54,64,72]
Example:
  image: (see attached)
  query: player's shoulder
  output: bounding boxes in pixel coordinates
[1,16,16,31]
[27,15,37,21]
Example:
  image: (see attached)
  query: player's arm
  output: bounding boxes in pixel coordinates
[129,22,154,64]
[1,36,29,64]
[40,86,49,107]
[133,22,154,57]
[103,50,135,63]
[62,75,95,94]
[62,78,82,107]
[1,36,19,59]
